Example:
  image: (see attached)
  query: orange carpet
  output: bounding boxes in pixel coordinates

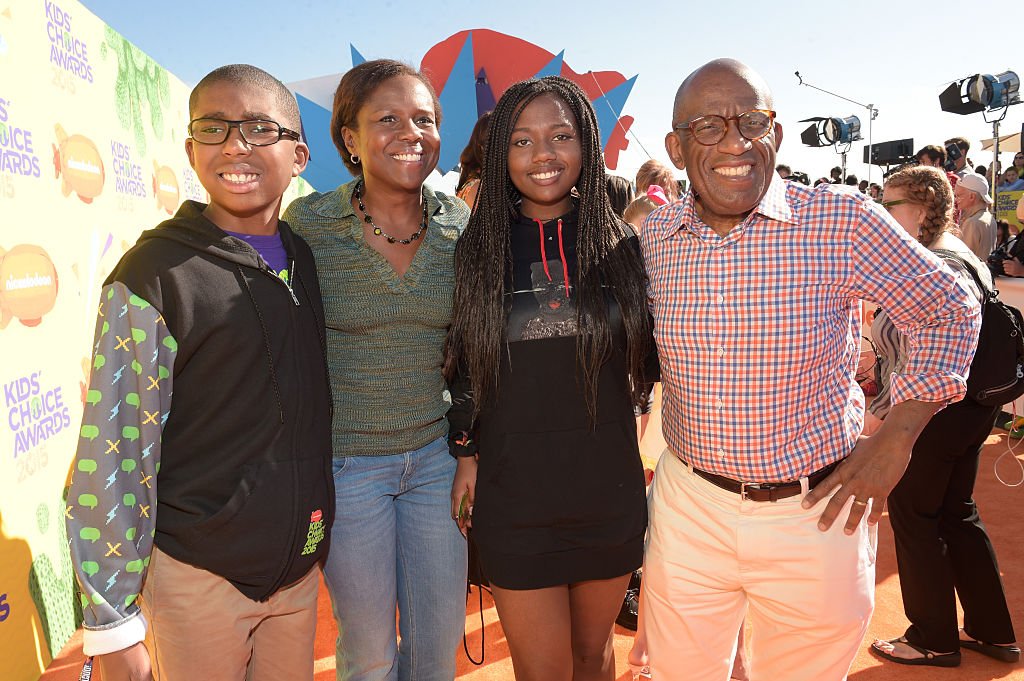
[41,430,1024,680]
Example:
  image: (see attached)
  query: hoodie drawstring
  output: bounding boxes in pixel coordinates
[237,265,285,424]
[534,218,571,296]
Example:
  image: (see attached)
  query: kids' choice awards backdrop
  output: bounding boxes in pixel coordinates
[0,2,309,678]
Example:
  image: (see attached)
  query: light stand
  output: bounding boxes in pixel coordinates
[795,71,879,184]
[987,110,1007,208]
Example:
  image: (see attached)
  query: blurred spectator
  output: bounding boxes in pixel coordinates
[776,163,791,178]
[955,172,997,259]
[844,174,859,187]
[1013,152,1024,177]
[998,167,1024,191]
[915,145,946,168]
[635,159,679,203]
[985,161,1002,189]
[858,179,869,193]
[814,177,830,187]
[830,166,842,183]
[455,112,491,212]
[605,172,635,218]
[868,183,882,200]
[623,195,662,231]
[996,220,1012,249]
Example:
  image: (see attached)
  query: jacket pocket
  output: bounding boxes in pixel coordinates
[179,457,331,585]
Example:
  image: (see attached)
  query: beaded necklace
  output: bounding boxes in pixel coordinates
[354,179,428,245]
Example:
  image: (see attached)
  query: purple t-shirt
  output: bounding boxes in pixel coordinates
[225,230,289,280]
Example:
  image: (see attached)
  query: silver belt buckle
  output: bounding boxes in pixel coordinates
[740,481,766,501]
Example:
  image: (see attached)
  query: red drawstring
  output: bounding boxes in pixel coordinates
[536,219,552,283]
[534,218,572,296]
[556,219,570,295]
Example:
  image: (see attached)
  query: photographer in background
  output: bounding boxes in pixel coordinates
[943,136,970,178]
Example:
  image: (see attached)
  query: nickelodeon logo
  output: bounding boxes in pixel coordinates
[52,123,103,202]
[152,161,179,214]
[0,244,58,328]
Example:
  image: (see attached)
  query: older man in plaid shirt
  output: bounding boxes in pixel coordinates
[639,59,981,681]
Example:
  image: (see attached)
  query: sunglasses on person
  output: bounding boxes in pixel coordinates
[881,198,913,212]
[673,109,776,146]
[188,118,301,146]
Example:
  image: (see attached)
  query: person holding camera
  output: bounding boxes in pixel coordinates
[943,137,971,178]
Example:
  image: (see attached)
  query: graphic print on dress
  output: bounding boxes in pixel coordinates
[507,258,578,342]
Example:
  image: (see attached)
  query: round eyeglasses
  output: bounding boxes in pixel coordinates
[673,109,776,146]
[188,118,301,146]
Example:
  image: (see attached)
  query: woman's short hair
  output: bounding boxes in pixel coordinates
[329,59,441,175]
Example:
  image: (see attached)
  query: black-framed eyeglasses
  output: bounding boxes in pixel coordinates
[188,118,301,146]
[881,198,912,212]
[673,109,776,146]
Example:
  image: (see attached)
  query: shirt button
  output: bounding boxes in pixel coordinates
[715,399,724,410]
[717,346,726,358]
[718,293,726,304]
[717,448,726,459]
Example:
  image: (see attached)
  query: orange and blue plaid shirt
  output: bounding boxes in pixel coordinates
[641,176,981,482]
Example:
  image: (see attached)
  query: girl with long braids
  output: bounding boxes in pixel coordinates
[867,165,1017,668]
[445,76,658,681]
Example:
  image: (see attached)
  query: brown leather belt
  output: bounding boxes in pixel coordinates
[688,458,844,502]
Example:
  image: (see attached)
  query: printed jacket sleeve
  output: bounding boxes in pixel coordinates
[851,199,980,407]
[66,281,176,655]
[446,362,478,458]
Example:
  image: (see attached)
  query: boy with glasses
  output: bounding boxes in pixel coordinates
[67,64,333,681]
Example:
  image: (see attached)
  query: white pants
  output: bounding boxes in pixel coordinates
[642,453,876,681]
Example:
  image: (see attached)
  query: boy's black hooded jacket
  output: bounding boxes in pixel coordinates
[88,200,334,601]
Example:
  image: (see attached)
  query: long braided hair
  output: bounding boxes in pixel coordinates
[884,164,955,247]
[445,76,652,421]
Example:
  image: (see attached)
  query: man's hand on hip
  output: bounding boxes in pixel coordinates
[802,399,941,533]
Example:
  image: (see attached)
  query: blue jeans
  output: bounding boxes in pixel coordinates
[324,436,468,681]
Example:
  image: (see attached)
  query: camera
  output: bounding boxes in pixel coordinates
[988,250,1009,277]
[944,143,963,172]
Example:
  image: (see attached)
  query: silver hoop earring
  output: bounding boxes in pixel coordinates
[350,154,360,164]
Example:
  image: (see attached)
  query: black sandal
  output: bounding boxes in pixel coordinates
[959,634,1021,663]
[870,637,961,667]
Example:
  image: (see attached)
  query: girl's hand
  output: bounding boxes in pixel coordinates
[450,456,478,536]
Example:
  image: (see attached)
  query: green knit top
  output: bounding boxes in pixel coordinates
[283,179,468,457]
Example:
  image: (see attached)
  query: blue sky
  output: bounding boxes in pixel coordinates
[81,0,1019,187]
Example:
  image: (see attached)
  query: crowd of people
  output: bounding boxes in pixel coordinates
[63,55,1020,681]
[778,138,1024,280]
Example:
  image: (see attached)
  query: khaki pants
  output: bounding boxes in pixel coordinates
[141,547,320,681]
[643,452,876,681]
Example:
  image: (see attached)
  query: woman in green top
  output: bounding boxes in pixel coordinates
[283,59,469,681]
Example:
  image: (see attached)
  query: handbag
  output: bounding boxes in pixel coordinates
[615,568,642,631]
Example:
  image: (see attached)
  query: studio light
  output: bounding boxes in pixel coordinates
[939,71,1020,115]
[799,115,862,147]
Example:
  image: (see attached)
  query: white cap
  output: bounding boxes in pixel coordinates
[958,172,993,204]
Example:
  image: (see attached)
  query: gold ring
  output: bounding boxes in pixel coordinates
[851,498,868,506]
